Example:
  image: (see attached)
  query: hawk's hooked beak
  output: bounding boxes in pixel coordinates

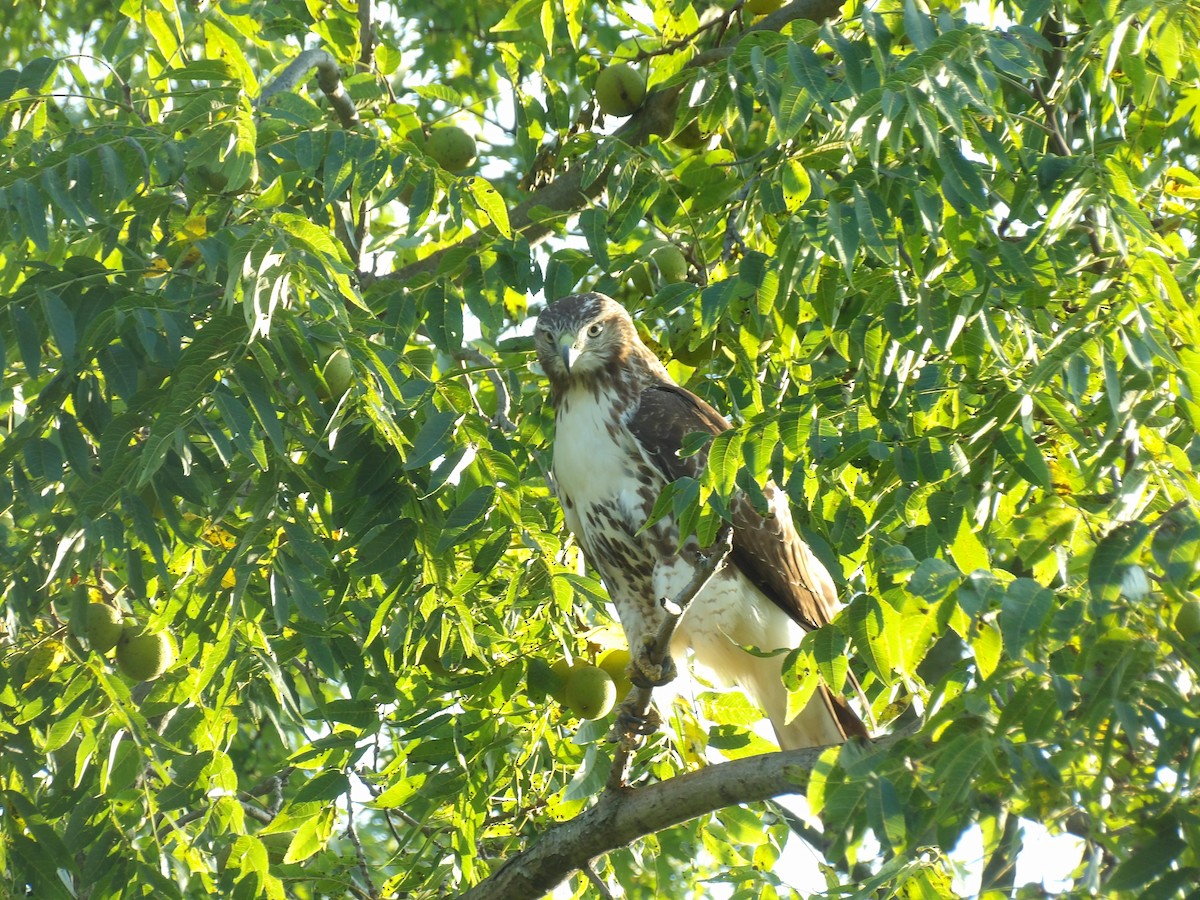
[557,332,582,372]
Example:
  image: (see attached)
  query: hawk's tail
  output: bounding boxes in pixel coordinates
[743,652,870,750]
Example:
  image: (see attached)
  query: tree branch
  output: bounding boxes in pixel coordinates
[377,0,843,287]
[258,48,360,129]
[461,727,913,900]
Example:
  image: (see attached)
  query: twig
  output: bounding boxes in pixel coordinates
[258,49,360,129]
[243,766,295,813]
[605,525,734,790]
[582,863,616,899]
[346,790,381,900]
[453,346,517,432]
[357,0,375,73]
[723,182,752,260]
[239,800,275,825]
[354,2,374,262]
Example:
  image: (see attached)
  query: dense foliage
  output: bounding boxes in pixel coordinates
[2,0,1199,897]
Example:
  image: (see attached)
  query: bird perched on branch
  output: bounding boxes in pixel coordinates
[534,292,867,750]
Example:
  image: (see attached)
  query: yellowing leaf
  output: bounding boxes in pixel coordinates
[971,621,1002,680]
[469,177,511,239]
[180,215,207,241]
[950,515,989,573]
[23,640,66,685]
[202,525,237,550]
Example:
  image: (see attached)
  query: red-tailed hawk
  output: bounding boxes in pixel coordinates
[535,293,867,750]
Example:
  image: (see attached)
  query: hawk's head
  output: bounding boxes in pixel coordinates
[534,292,641,382]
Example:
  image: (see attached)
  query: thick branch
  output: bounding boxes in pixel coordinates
[461,728,911,900]
[379,0,842,287]
[258,49,360,129]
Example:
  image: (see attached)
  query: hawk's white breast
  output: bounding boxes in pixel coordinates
[551,387,644,536]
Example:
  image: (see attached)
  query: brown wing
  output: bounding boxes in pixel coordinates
[626,385,841,631]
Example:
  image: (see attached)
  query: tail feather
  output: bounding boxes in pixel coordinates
[740,650,868,751]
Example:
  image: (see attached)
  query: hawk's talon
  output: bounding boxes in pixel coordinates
[609,701,661,740]
[629,639,677,688]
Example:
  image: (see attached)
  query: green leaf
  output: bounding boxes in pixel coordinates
[578,208,609,271]
[705,429,742,497]
[403,410,460,471]
[869,778,907,853]
[902,0,936,52]
[994,425,1053,489]
[563,744,611,801]
[906,558,961,602]
[1105,822,1186,892]
[806,626,849,694]
[435,486,496,553]
[284,807,335,864]
[848,594,897,682]
[782,648,819,724]
[934,731,989,815]
[292,771,350,804]
[998,579,1054,658]
[949,516,988,573]
[1088,522,1150,606]
[1151,507,1200,588]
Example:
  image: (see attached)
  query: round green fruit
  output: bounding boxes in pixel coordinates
[595,63,647,117]
[425,126,476,172]
[86,603,124,654]
[1176,601,1200,641]
[597,648,633,696]
[745,0,784,14]
[115,627,174,682]
[563,664,617,720]
[651,244,688,283]
[628,260,654,295]
[321,348,353,398]
[549,658,574,702]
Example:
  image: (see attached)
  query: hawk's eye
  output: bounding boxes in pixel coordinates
[536,328,552,342]
[586,322,604,338]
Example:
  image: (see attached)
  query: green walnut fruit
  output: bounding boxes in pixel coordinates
[563,664,617,720]
[745,0,784,14]
[595,63,647,117]
[628,260,655,295]
[597,648,633,696]
[86,603,124,654]
[549,658,574,702]
[651,243,688,283]
[321,348,353,398]
[115,627,174,682]
[425,126,477,172]
[1176,601,1200,641]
